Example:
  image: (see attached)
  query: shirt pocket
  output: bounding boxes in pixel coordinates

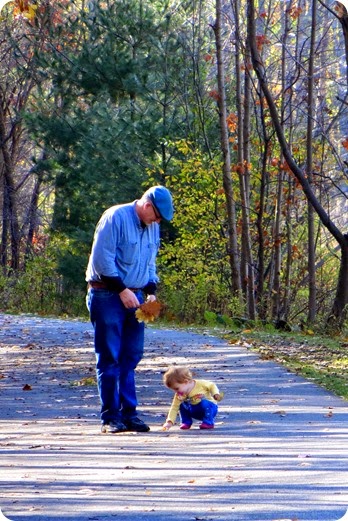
[147,242,157,264]
[118,242,138,265]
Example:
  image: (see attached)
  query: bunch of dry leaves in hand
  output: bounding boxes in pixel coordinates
[135,300,162,323]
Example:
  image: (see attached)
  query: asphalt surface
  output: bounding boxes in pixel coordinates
[0,313,347,521]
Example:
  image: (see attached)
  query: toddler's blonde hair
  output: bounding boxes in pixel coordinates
[163,366,193,389]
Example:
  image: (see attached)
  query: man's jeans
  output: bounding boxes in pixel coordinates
[179,399,218,426]
[86,288,144,424]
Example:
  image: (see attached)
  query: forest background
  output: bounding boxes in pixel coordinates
[2,0,348,338]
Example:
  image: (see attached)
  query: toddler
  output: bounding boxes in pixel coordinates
[162,366,223,430]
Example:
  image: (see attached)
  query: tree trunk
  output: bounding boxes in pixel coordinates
[234,0,256,318]
[242,62,256,320]
[24,176,42,262]
[256,129,269,321]
[0,174,9,273]
[0,92,20,272]
[213,0,242,297]
[336,3,348,86]
[271,0,291,322]
[330,235,348,322]
[306,0,317,324]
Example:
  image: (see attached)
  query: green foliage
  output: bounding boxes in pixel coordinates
[204,310,218,326]
[0,254,87,317]
[0,256,58,315]
[159,274,229,323]
[148,140,236,323]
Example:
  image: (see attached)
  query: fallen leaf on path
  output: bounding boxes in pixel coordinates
[24,343,36,349]
[273,410,287,416]
[73,377,96,386]
[22,384,32,391]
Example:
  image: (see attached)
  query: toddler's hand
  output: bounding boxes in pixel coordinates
[161,421,173,431]
[214,392,224,402]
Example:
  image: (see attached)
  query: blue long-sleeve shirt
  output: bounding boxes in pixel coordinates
[86,201,160,289]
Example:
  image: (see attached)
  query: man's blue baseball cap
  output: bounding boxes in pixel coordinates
[145,185,174,221]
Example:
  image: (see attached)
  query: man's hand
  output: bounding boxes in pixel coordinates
[119,288,140,309]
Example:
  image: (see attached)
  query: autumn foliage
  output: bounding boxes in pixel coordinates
[135,301,162,323]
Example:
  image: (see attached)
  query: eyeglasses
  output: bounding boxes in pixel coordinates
[151,203,161,220]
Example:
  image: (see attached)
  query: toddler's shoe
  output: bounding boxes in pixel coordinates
[180,423,191,430]
[200,422,214,429]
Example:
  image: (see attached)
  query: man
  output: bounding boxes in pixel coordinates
[86,185,174,433]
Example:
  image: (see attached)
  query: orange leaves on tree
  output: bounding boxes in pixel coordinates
[226,112,238,133]
[135,301,162,323]
[241,61,253,72]
[13,0,37,20]
[291,244,302,260]
[255,96,268,108]
[256,34,271,51]
[288,6,303,19]
[270,158,292,173]
[16,0,28,9]
[280,161,291,172]
[342,137,348,150]
[231,160,252,174]
[31,233,48,253]
[208,90,220,101]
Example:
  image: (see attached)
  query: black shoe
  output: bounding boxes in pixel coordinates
[123,417,150,432]
[101,420,127,434]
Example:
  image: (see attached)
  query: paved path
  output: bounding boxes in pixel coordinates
[0,313,347,521]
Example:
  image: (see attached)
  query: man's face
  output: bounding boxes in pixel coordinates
[142,202,162,225]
